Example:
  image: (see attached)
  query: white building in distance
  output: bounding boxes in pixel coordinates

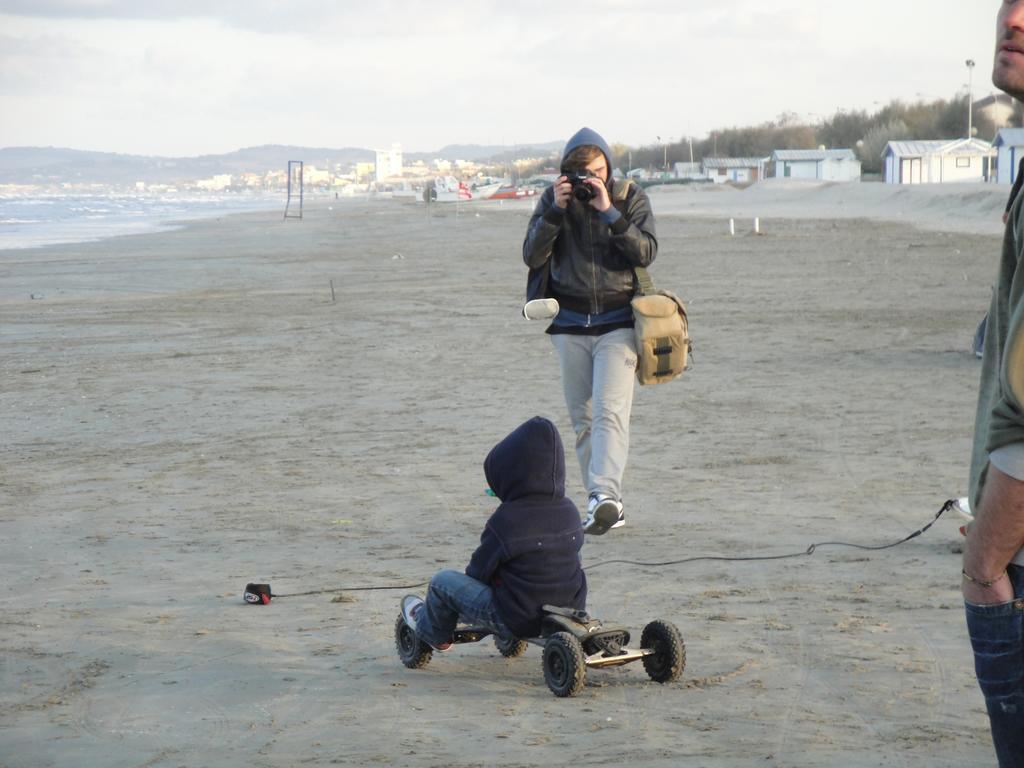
[974,93,1017,134]
[770,149,861,181]
[882,139,995,184]
[702,157,769,184]
[375,143,403,181]
[197,174,233,191]
[993,128,1024,185]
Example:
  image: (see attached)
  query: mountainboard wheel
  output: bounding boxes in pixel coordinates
[640,619,685,683]
[395,613,433,669]
[543,631,586,697]
[494,635,528,658]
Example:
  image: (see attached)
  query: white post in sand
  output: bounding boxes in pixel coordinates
[729,218,735,236]
[754,217,760,234]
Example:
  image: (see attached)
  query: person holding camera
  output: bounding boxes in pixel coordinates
[522,127,658,535]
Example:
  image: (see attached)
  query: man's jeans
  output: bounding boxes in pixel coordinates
[551,328,637,501]
[965,563,1024,768]
[415,569,513,647]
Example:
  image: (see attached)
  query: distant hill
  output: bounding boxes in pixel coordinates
[415,141,563,162]
[0,145,373,185]
[0,141,563,185]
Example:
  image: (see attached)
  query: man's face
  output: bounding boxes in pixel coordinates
[995,1,1024,99]
[583,155,609,183]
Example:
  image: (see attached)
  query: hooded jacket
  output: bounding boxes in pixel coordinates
[523,127,658,319]
[465,416,587,637]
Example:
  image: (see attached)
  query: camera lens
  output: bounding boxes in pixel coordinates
[572,183,594,202]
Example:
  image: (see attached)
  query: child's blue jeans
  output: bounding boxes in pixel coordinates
[415,569,514,648]
[965,563,1024,767]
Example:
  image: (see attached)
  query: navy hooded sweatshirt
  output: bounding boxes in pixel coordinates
[465,417,587,637]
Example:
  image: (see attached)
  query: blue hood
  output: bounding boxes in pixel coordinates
[561,126,613,172]
[483,416,565,502]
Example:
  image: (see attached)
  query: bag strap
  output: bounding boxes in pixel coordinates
[611,178,655,296]
[611,177,634,204]
[634,266,655,296]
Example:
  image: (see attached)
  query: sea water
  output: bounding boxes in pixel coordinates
[0,192,284,250]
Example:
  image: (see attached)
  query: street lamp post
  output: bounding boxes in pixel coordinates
[657,136,667,173]
[966,58,976,138]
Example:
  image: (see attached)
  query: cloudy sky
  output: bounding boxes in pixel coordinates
[0,1,1000,157]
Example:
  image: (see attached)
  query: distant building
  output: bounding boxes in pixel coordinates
[993,128,1024,184]
[702,157,768,184]
[355,161,375,181]
[974,93,1017,134]
[197,174,232,191]
[882,138,995,184]
[264,170,287,189]
[304,166,332,185]
[375,143,402,181]
[238,172,264,188]
[672,161,702,179]
[405,160,430,177]
[770,149,861,181]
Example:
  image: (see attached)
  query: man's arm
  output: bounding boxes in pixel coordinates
[964,211,1024,603]
[607,187,658,268]
[963,465,1024,603]
[1002,292,1024,411]
[523,183,569,269]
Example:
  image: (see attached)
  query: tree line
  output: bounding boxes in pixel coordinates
[518,93,1022,177]
[638,94,1023,175]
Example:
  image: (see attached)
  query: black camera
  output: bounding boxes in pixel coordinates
[566,171,596,202]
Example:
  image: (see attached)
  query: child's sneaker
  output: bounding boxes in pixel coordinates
[400,595,453,651]
[583,493,625,535]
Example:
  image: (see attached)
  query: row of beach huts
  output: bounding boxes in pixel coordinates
[657,128,1024,186]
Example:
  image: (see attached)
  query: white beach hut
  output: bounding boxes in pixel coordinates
[993,128,1024,185]
[672,161,704,180]
[769,149,861,181]
[702,157,769,184]
[882,139,996,184]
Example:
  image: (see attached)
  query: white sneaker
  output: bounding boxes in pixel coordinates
[583,494,625,535]
[401,595,452,651]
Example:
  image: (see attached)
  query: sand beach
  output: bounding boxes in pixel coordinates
[0,180,1011,766]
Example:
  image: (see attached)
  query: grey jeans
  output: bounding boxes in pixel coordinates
[551,327,637,501]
